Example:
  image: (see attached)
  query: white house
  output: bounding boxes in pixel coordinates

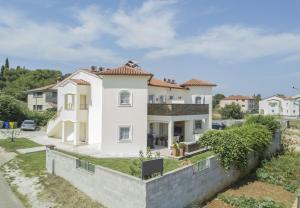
[259,95,300,117]
[46,61,216,156]
[220,95,258,112]
[27,84,57,111]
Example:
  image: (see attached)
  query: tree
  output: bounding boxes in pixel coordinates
[213,93,225,108]
[219,103,244,119]
[5,58,9,69]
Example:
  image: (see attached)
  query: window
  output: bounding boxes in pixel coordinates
[148,95,155,103]
[118,126,131,141]
[33,105,43,111]
[33,92,43,98]
[194,120,202,133]
[242,105,245,107]
[195,96,202,104]
[178,96,182,100]
[119,90,131,106]
[80,95,87,110]
[169,95,174,100]
[65,94,74,110]
[159,95,166,103]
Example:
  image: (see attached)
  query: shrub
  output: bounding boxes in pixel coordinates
[199,124,272,170]
[219,195,284,208]
[245,115,281,134]
[219,103,244,119]
[29,109,56,126]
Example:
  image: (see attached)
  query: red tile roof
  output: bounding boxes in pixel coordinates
[95,65,152,76]
[181,79,216,87]
[149,78,185,89]
[70,79,90,85]
[223,95,254,100]
[26,84,56,93]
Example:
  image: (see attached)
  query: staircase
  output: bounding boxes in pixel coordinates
[47,107,62,137]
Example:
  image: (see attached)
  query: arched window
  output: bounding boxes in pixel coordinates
[119,90,131,106]
[195,96,202,104]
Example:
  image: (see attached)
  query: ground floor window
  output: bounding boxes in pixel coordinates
[194,120,203,133]
[118,125,132,141]
[33,105,43,111]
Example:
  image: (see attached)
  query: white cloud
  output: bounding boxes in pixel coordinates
[0,6,123,64]
[2,1,300,64]
[146,25,300,62]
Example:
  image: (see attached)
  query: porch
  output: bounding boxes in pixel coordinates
[62,121,88,145]
[147,115,209,151]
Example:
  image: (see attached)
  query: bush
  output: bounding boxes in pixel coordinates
[220,103,244,119]
[245,115,281,134]
[219,195,284,208]
[198,124,272,170]
[0,95,55,126]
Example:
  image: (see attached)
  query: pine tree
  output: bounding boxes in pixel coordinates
[5,58,9,69]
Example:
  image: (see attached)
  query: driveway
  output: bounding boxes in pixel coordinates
[0,147,24,208]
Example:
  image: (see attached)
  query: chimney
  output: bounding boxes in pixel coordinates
[98,67,105,71]
[91,66,97,71]
[163,78,167,82]
[171,80,175,84]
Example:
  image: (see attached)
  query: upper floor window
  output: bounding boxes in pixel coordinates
[65,94,74,110]
[195,96,202,104]
[169,95,174,100]
[33,92,43,98]
[159,95,166,103]
[148,95,155,103]
[119,90,131,106]
[80,95,87,110]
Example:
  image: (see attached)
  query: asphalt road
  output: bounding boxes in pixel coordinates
[0,149,24,208]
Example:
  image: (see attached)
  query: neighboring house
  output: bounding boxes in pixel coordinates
[219,95,258,112]
[259,95,300,116]
[46,61,216,156]
[27,84,57,111]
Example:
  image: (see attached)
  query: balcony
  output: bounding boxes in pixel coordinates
[148,104,209,116]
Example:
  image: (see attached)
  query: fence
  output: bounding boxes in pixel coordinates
[46,131,282,208]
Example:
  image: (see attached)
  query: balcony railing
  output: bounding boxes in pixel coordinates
[148,104,209,116]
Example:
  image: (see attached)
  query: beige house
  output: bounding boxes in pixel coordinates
[220,95,257,112]
[27,84,57,111]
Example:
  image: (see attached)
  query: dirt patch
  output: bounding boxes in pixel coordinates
[204,176,295,208]
[204,199,234,208]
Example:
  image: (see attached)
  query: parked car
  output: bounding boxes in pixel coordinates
[21,120,37,131]
[212,122,226,130]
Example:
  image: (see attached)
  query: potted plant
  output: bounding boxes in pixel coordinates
[178,143,186,157]
[171,142,179,157]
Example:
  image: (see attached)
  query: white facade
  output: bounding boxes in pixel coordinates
[47,64,216,156]
[259,95,300,117]
[27,84,57,111]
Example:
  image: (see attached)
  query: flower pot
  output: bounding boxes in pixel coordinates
[179,148,185,157]
[171,147,178,156]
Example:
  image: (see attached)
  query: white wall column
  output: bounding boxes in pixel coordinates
[62,121,65,143]
[73,122,80,145]
[168,121,174,149]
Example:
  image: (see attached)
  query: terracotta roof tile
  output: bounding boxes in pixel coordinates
[149,78,185,89]
[223,95,254,100]
[95,65,152,76]
[26,84,56,93]
[181,79,216,87]
[70,79,90,85]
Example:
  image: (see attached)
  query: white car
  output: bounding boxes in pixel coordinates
[21,120,37,131]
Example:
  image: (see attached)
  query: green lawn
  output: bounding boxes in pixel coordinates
[56,149,214,176]
[0,138,41,153]
[289,119,300,129]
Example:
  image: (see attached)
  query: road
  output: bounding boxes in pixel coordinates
[0,148,24,208]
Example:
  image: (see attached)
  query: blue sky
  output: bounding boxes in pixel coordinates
[0,0,300,97]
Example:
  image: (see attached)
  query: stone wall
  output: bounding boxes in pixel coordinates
[46,131,282,208]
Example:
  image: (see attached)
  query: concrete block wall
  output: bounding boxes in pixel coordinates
[46,150,146,208]
[46,131,282,208]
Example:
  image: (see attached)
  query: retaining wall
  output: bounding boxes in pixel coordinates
[46,131,282,208]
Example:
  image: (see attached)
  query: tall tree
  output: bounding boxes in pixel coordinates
[213,93,225,108]
[4,58,9,69]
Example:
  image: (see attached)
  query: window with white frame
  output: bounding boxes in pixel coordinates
[194,120,203,133]
[119,90,131,106]
[159,95,166,103]
[33,92,43,98]
[118,126,131,141]
[195,96,202,104]
[148,95,155,103]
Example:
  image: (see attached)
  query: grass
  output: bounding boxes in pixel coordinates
[289,119,300,129]
[2,151,104,208]
[256,153,300,193]
[0,138,41,153]
[56,149,214,176]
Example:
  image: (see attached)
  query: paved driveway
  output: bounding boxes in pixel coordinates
[0,148,24,208]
